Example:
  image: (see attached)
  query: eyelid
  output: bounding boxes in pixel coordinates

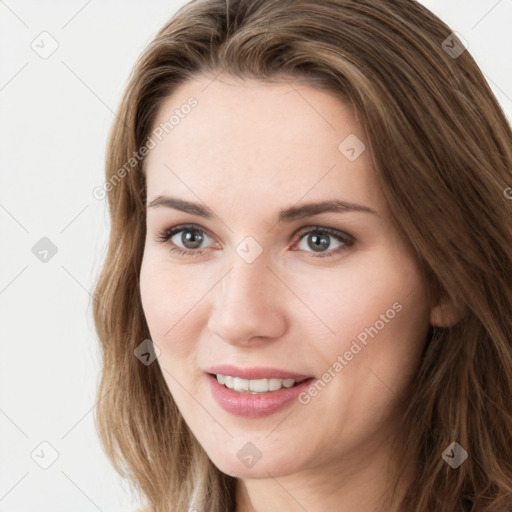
[293,224,354,244]
[154,223,216,245]
[155,222,355,258]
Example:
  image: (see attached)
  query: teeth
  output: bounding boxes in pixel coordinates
[215,374,298,393]
[251,378,270,392]
[268,378,282,391]
[224,375,234,388]
[233,377,249,391]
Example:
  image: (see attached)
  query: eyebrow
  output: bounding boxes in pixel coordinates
[147,195,378,223]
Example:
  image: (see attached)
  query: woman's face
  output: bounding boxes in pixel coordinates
[140,74,432,479]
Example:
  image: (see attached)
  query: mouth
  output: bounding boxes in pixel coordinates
[207,372,314,394]
[205,370,316,417]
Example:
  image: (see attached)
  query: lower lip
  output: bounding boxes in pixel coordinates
[206,373,315,418]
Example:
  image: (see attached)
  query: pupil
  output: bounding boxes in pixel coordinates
[183,230,203,249]
[309,233,329,252]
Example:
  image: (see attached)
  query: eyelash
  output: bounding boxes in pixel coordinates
[154,223,355,259]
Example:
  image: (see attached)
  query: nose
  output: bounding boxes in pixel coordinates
[207,254,288,347]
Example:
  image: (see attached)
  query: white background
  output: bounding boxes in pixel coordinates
[1,1,511,510]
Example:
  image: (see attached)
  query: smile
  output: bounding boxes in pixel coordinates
[206,373,315,417]
[214,373,309,393]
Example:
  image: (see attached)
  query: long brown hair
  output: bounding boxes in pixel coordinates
[92,1,512,510]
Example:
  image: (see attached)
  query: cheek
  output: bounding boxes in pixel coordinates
[331,260,431,398]
[139,258,199,409]
[294,255,427,349]
[139,250,209,375]
[140,253,184,353]
[309,247,431,382]
[139,257,169,339]
[140,248,190,331]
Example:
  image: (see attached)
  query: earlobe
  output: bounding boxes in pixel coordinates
[429,296,465,327]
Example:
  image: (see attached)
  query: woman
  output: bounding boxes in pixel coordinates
[92,1,512,511]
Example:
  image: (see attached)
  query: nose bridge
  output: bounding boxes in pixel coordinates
[229,247,270,300]
[207,248,286,344]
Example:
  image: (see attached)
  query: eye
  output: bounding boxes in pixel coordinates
[292,225,354,258]
[154,224,355,259]
[154,224,216,256]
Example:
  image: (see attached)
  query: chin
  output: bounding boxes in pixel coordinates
[206,444,302,479]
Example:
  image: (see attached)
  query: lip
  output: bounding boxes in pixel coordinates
[205,364,313,381]
[205,372,315,418]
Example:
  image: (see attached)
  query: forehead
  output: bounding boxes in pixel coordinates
[144,74,385,216]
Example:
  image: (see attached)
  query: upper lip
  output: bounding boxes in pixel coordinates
[205,364,313,381]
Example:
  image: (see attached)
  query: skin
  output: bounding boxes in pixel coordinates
[139,73,443,512]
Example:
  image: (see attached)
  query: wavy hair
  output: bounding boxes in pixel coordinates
[92,1,512,510]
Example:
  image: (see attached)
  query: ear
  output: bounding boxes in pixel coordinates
[429,294,465,327]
